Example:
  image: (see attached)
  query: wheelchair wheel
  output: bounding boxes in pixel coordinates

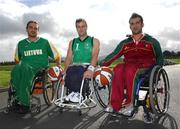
[43,76,55,106]
[56,82,64,99]
[149,66,170,116]
[93,81,111,108]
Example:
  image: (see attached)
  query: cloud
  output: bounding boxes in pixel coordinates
[161,1,180,8]
[99,39,119,56]
[157,27,180,51]
[59,29,77,39]
[22,12,59,37]
[0,12,60,38]
[17,0,58,7]
[0,0,180,62]
[158,27,180,41]
[0,14,24,39]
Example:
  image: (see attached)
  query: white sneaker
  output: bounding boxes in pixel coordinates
[104,106,114,113]
[70,92,83,103]
[118,105,135,117]
[64,92,75,101]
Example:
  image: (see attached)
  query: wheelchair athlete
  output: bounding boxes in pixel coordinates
[10,20,61,114]
[63,18,100,102]
[100,13,164,123]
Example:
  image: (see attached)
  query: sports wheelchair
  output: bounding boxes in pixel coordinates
[109,65,170,123]
[135,65,170,116]
[5,68,56,114]
[54,65,111,115]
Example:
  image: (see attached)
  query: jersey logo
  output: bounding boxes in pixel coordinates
[24,49,43,56]
[75,43,79,51]
[84,42,90,49]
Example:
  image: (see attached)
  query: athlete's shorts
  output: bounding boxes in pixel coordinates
[65,65,88,93]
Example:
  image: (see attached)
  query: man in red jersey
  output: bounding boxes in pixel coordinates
[100,13,163,122]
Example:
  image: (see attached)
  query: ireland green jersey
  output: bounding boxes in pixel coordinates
[72,36,93,64]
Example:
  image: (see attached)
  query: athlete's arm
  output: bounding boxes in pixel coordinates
[14,44,20,64]
[90,38,100,66]
[100,41,124,66]
[84,38,100,78]
[152,38,164,66]
[64,40,73,72]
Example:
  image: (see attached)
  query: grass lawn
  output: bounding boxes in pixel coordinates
[0,71,11,88]
[171,59,180,64]
[0,65,14,71]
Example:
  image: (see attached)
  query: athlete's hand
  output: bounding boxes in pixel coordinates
[84,70,94,78]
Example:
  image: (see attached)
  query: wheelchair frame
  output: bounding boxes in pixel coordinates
[5,68,56,113]
[106,65,170,123]
[124,65,170,119]
[54,73,111,115]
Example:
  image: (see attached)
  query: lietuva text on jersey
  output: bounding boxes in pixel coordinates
[24,49,43,56]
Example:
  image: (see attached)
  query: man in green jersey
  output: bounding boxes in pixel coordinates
[11,20,61,113]
[64,18,100,102]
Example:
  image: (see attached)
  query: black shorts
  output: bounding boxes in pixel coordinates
[65,65,88,93]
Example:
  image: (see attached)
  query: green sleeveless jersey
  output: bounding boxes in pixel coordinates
[15,37,60,72]
[72,36,93,64]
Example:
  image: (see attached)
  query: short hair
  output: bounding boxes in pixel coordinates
[129,13,143,24]
[75,18,87,27]
[26,20,39,29]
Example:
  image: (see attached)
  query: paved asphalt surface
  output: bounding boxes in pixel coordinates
[0,65,180,129]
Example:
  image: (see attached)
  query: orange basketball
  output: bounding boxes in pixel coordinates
[48,66,63,82]
[94,66,113,86]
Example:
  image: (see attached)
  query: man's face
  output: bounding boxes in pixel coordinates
[129,17,144,35]
[26,23,39,38]
[76,21,87,37]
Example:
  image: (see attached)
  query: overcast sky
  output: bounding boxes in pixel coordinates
[0,0,180,62]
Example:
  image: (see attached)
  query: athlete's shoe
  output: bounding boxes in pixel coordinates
[118,105,135,117]
[69,92,83,103]
[143,112,154,124]
[104,106,114,113]
[17,105,30,114]
[64,92,75,101]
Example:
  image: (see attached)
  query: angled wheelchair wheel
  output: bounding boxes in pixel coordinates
[56,82,65,99]
[149,66,170,116]
[43,76,56,106]
[93,81,111,108]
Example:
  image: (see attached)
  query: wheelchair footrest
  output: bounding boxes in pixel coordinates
[54,97,97,110]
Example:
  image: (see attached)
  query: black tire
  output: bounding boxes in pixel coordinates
[93,80,111,108]
[78,110,82,116]
[59,107,63,113]
[149,66,170,116]
[43,76,55,106]
[56,82,65,99]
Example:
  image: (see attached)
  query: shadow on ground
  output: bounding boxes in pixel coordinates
[0,104,178,129]
[99,113,178,129]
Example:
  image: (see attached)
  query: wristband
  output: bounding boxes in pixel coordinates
[88,65,95,72]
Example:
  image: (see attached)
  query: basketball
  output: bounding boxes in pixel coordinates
[94,66,113,86]
[48,66,63,82]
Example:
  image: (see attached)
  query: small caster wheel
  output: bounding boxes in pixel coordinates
[36,105,41,113]
[4,108,9,114]
[59,107,63,113]
[78,110,82,116]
